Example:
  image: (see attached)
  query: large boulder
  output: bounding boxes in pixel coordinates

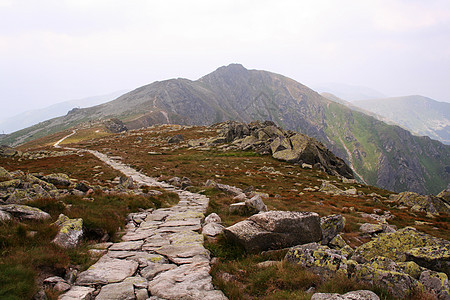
[224,211,322,252]
[52,214,83,249]
[0,204,50,221]
[355,227,450,274]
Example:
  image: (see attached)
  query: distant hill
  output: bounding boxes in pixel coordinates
[352,96,450,145]
[2,64,449,195]
[0,90,128,134]
[314,83,386,101]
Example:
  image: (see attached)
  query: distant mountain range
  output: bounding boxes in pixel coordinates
[1,64,448,195]
[314,83,386,101]
[0,90,128,134]
[351,96,450,145]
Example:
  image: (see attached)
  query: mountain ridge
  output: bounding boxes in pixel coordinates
[2,64,449,195]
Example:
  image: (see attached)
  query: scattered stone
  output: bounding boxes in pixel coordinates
[245,195,268,213]
[202,222,225,237]
[0,204,50,221]
[119,176,134,189]
[52,214,83,248]
[311,290,380,300]
[256,260,280,268]
[392,191,450,215]
[204,213,221,224]
[224,211,322,252]
[229,202,248,215]
[58,286,95,300]
[320,214,345,245]
[167,134,184,144]
[42,173,71,187]
[319,181,345,195]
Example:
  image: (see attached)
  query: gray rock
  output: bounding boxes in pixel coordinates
[76,257,139,285]
[52,214,83,249]
[167,134,184,144]
[96,280,135,300]
[0,210,11,221]
[119,176,134,189]
[58,286,95,300]
[148,262,227,300]
[204,213,221,224]
[53,282,71,293]
[109,240,144,251]
[135,288,149,300]
[359,223,384,234]
[141,262,177,280]
[0,204,50,221]
[202,222,225,237]
[229,202,248,215]
[224,211,322,252]
[320,214,345,245]
[419,270,450,299]
[245,195,267,213]
[42,173,71,186]
[311,290,380,300]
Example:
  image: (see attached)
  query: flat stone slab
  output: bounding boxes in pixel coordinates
[121,229,156,241]
[109,240,144,251]
[96,281,135,300]
[156,245,210,264]
[141,262,177,280]
[148,262,228,300]
[58,286,95,300]
[76,257,139,285]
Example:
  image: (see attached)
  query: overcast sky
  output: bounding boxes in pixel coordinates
[1,0,449,121]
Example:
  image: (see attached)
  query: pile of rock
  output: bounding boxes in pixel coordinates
[390,191,450,216]
[202,213,225,238]
[286,227,450,299]
[205,179,268,215]
[210,121,354,179]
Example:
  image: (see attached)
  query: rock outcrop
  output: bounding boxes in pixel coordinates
[214,121,354,179]
[224,211,322,252]
[391,191,450,215]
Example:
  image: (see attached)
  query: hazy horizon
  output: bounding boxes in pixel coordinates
[1,0,449,121]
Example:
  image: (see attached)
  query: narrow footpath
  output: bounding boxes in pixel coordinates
[56,132,227,300]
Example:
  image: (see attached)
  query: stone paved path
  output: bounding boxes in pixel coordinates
[57,135,227,299]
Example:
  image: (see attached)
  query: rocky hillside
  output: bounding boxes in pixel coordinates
[1,124,448,299]
[352,95,450,145]
[2,64,449,194]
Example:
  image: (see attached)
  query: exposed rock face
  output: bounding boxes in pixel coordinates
[391,191,450,215]
[216,121,354,179]
[224,211,322,252]
[105,118,127,133]
[52,214,83,249]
